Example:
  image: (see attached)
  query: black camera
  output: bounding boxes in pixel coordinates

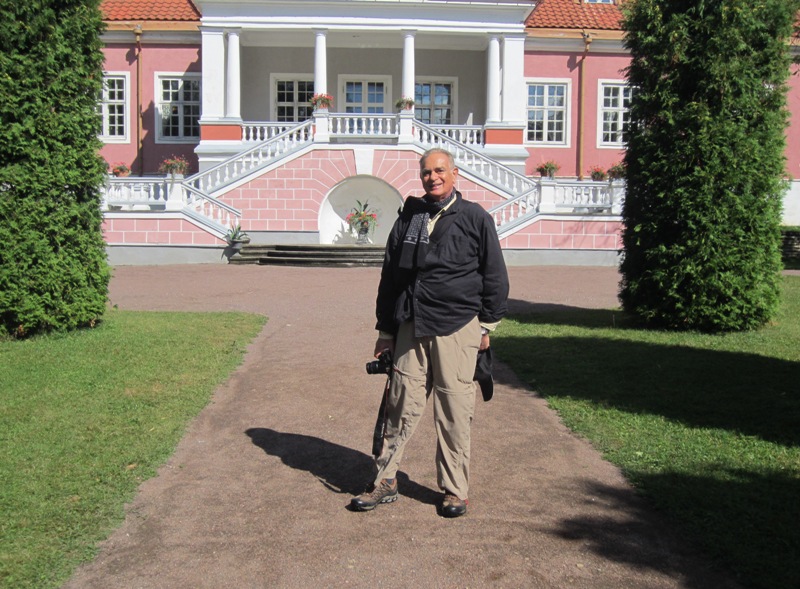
[366,350,393,375]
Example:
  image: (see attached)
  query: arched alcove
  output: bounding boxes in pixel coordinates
[319,175,403,245]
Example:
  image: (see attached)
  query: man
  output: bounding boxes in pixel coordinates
[350,148,509,517]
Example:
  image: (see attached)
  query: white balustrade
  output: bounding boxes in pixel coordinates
[103,177,170,210]
[242,123,296,143]
[328,114,397,136]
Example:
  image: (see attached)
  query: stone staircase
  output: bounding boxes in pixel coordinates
[229,244,384,267]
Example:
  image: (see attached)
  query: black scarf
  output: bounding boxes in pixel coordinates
[398,191,456,270]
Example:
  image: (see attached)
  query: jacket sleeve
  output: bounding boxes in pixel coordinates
[477,211,509,324]
[374,215,404,335]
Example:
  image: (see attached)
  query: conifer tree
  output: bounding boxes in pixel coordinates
[619,0,797,331]
[0,0,110,337]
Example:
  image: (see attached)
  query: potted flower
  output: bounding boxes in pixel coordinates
[395,97,415,111]
[110,162,130,177]
[225,223,250,251]
[607,161,627,181]
[345,200,378,244]
[159,155,190,177]
[588,165,608,181]
[310,93,334,110]
[535,160,560,179]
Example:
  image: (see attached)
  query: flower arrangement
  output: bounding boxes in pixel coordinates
[310,93,334,110]
[607,161,627,180]
[588,165,608,181]
[110,162,130,177]
[158,155,190,176]
[346,200,378,235]
[395,96,415,110]
[535,160,560,178]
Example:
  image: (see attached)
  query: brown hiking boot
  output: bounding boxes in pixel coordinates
[350,478,398,511]
[441,494,468,518]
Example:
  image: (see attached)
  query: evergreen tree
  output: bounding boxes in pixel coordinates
[0,0,110,337]
[619,0,797,331]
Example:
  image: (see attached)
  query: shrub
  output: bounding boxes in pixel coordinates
[619,0,795,332]
[0,0,110,337]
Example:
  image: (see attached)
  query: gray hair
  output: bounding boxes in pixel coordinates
[419,148,456,170]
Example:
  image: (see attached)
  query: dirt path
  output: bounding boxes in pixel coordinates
[63,265,739,589]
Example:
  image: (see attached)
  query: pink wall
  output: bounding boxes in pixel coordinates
[524,50,629,178]
[787,65,800,179]
[500,218,622,251]
[101,43,201,176]
[103,217,220,246]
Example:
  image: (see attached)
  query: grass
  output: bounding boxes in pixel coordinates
[0,309,265,589]
[493,275,800,589]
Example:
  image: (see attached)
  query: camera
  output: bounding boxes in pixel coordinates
[366,350,393,375]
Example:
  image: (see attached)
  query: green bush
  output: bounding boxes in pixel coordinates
[0,0,110,337]
[619,0,797,332]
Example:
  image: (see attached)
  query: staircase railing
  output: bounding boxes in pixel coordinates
[412,120,537,198]
[186,120,313,195]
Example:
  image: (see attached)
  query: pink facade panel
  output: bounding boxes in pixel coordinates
[100,43,201,177]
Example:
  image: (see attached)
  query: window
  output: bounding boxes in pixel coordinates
[100,73,129,142]
[274,77,314,122]
[415,81,454,125]
[156,74,200,142]
[585,0,614,4]
[599,82,633,147]
[526,81,570,145]
[341,77,390,114]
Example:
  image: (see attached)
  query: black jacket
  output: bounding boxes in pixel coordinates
[375,191,509,338]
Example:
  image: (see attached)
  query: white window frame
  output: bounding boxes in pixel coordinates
[524,78,572,148]
[154,72,201,144]
[414,77,458,125]
[597,80,633,149]
[270,73,314,122]
[585,0,614,4]
[100,72,130,143]
[337,74,392,114]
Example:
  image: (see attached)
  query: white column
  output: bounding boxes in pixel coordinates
[200,27,225,121]
[501,34,526,125]
[314,29,328,97]
[225,29,241,120]
[486,35,501,123]
[401,30,416,101]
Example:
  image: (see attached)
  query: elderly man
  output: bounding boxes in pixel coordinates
[351,148,509,517]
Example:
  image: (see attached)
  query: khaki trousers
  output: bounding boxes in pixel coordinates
[375,317,480,499]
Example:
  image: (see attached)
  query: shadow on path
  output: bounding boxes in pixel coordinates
[245,428,439,505]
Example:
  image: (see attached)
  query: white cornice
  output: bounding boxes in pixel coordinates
[194,0,534,33]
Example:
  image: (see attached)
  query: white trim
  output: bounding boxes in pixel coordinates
[337,74,393,113]
[596,79,632,149]
[414,77,458,124]
[524,77,572,148]
[100,71,130,144]
[154,72,202,144]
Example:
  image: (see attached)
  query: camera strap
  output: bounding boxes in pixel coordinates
[371,374,392,459]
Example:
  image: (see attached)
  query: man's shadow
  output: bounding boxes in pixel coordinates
[245,428,440,506]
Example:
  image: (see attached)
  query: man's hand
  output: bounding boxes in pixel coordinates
[374,338,395,358]
[480,333,490,351]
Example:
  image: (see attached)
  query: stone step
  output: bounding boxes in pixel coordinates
[229,244,384,267]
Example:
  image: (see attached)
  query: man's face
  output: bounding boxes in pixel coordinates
[420,153,458,202]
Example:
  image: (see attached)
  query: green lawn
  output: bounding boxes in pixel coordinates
[0,309,265,589]
[493,275,800,589]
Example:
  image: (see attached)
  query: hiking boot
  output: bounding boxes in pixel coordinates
[441,494,468,518]
[350,479,398,511]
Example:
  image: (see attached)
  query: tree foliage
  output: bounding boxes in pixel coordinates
[0,0,110,337]
[619,0,798,332]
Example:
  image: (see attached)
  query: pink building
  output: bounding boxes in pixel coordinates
[98,0,800,265]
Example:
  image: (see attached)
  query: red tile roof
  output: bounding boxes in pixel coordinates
[101,0,200,22]
[527,0,624,31]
